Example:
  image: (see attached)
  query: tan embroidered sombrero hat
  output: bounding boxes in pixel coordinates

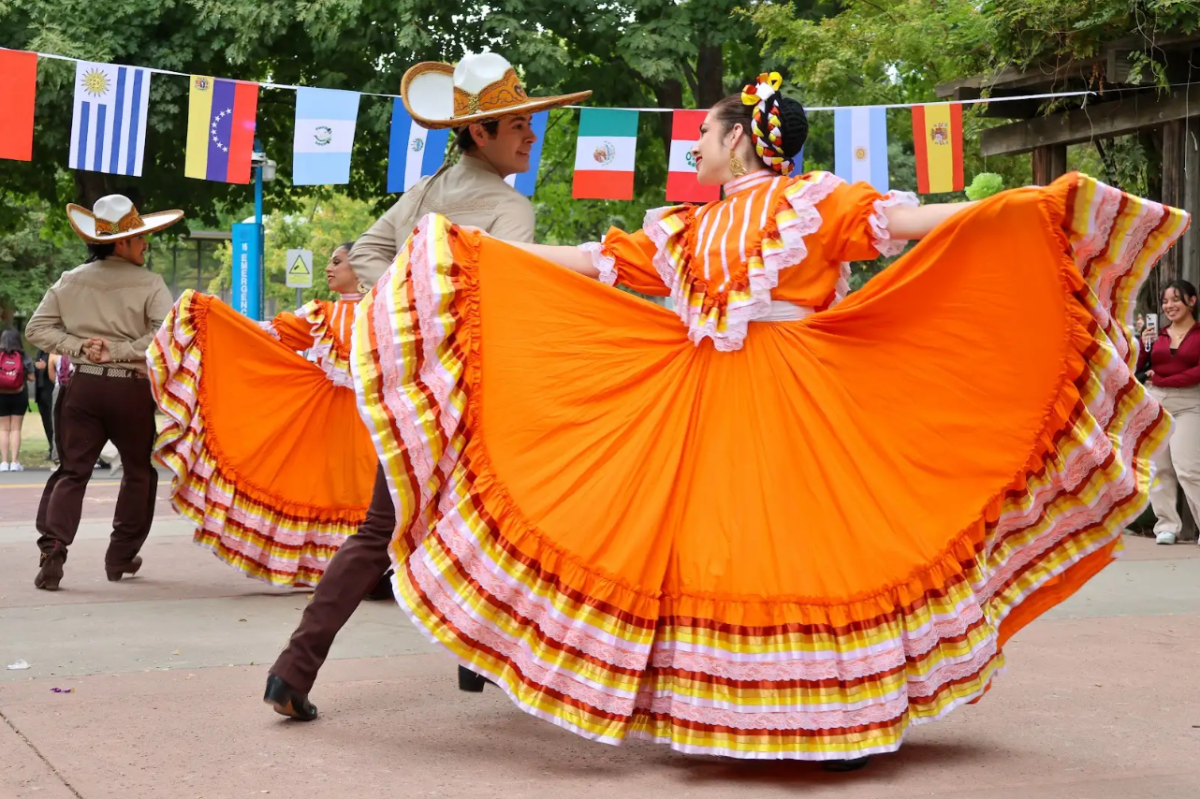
[67,195,183,244]
[401,52,591,130]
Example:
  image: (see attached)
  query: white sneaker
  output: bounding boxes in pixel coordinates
[0,462,9,472]
[1156,531,1177,545]
[9,462,22,472]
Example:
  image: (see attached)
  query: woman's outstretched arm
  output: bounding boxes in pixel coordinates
[884,201,979,240]
[495,240,601,279]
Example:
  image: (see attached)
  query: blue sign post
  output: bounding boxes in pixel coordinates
[230,222,261,320]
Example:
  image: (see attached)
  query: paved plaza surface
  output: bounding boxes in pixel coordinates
[2,469,1198,799]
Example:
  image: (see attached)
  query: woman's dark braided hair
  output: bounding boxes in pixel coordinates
[712,72,807,176]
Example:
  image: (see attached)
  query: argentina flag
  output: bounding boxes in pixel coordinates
[69,61,152,177]
[387,98,449,193]
[834,106,890,194]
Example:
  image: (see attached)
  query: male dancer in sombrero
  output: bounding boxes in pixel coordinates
[262,52,593,720]
[26,195,181,591]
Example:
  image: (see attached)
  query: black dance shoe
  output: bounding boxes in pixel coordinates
[823,756,871,773]
[264,674,318,721]
[457,665,490,693]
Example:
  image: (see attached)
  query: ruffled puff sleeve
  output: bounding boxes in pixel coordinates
[260,303,320,352]
[819,181,920,262]
[576,207,695,298]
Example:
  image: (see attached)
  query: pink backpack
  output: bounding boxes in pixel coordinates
[0,351,24,393]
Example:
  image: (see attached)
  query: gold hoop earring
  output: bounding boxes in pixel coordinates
[729,154,747,178]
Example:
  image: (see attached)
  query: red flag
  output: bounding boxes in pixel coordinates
[666,110,720,203]
[0,50,37,162]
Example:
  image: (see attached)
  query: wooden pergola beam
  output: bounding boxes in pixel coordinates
[979,84,1200,156]
[935,32,1200,98]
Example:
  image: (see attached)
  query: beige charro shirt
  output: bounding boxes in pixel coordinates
[351,153,536,286]
[25,257,174,370]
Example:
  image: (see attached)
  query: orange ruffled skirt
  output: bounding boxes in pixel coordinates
[149,292,377,587]
[356,173,1185,760]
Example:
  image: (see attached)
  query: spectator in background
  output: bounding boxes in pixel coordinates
[33,348,55,463]
[1139,279,1200,545]
[0,327,35,472]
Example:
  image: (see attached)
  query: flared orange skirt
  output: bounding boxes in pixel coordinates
[355,173,1185,759]
[149,292,377,587]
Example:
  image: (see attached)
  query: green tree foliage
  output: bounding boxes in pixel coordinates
[206,193,379,311]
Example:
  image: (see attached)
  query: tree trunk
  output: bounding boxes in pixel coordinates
[652,79,685,160]
[74,171,142,208]
[696,44,725,107]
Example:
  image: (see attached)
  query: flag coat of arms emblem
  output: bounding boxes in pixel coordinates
[387,98,449,193]
[69,61,151,176]
[834,106,889,194]
[572,108,639,200]
[667,110,719,203]
[503,111,549,197]
[292,87,360,186]
[912,103,964,194]
[185,76,259,183]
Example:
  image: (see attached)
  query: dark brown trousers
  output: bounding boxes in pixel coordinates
[36,372,158,568]
[270,465,395,693]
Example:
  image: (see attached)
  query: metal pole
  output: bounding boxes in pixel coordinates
[254,162,265,321]
[295,288,302,310]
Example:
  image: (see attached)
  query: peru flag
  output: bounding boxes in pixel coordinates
[666,110,719,203]
[0,49,38,162]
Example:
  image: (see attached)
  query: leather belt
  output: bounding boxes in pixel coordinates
[75,363,143,379]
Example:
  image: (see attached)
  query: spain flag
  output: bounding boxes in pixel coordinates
[911,103,964,194]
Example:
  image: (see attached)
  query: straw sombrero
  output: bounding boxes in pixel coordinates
[67,195,183,244]
[401,52,591,130]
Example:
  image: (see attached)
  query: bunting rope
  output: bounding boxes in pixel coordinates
[9,47,1103,111]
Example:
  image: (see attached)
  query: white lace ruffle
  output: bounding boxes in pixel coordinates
[869,191,920,258]
[578,242,618,286]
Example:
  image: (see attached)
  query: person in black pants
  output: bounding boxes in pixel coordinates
[33,350,56,463]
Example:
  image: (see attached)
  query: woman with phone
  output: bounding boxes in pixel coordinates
[1140,280,1200,545]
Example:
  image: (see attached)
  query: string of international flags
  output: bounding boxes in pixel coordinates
[0,48,1096,203]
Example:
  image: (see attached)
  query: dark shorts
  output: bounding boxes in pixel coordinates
[0,389,29,417]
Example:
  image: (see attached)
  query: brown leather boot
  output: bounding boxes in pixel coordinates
[35,548,65,591]
[106,555,143,582]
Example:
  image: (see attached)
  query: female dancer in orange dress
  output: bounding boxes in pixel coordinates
[355,69,1189,764]
[353,72,1187,763]
[150,243,377,588]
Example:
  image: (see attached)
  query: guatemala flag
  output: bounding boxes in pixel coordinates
[504,111,549,197]
[834,106,889,194]
[293,87,360,186]
[387,99,450,193]
[69,61,151,177]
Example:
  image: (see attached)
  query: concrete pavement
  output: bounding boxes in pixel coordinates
[2,470,1199,798]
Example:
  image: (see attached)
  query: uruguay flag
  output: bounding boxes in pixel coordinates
[504,111,549,197]
[387,99,450,193]
[293,87,360,186]
[69,61,151,177]
[834,106,889,194]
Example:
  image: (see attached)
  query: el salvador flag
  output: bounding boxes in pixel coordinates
[504,111,549,197]
[834,107,889,194]
[387,99,450,193]
[69,62,152,177]
[293,87,360,186]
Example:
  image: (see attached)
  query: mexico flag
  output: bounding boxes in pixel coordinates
[572,109,639,200]
[911,103,964,194]
[667,110,719,203]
